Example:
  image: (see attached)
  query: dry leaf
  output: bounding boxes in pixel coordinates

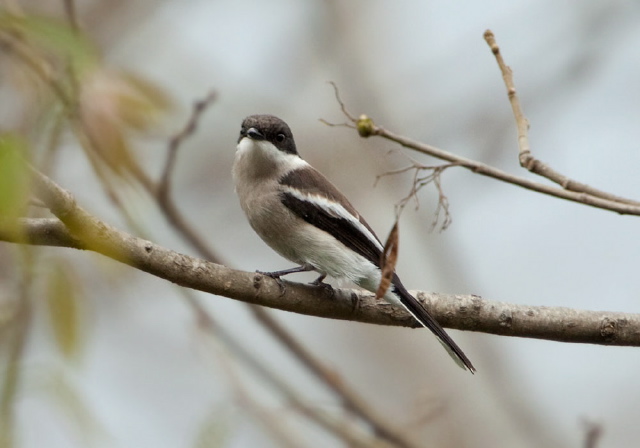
[0,134,30,240]
[46,261,82,359]
[375,221,399,300]
[77,69,172,177]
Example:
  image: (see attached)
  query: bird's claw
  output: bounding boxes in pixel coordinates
[256,270,286,295]
[310,275,335,297]
[309,273,328,287]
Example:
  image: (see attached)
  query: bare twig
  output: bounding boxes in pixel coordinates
[483,30,640,206]
[325,51,640,216]
[378,162,459,231]
[343,115,640,216]
[157,91,217,202]
[152,92,222,263]
[319,81,358,128]
[429,167,453,231]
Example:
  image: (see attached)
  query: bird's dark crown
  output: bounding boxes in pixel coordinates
[239,114,298,155]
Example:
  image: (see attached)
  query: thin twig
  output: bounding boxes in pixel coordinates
[429,167,453,231]
[151,92,221,263]
[325,66,640,215]
[322,81,358,124]
[484,29,640,206]
[378,162,458,231]
[344,116,640,216]
[157,91,217,203]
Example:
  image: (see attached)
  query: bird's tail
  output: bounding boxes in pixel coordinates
[391,275,476,373]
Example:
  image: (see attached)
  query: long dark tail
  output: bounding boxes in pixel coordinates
[392,275,476,373]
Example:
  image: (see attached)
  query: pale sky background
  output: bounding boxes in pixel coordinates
[4,1,640,447]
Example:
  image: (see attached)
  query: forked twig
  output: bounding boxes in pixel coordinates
[324,80,640,216]
[483,30,640,206]
[377,162,459,231]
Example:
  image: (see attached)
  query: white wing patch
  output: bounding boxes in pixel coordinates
[281,186,384,253]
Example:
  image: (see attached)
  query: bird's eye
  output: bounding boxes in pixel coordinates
[276,133,286,143]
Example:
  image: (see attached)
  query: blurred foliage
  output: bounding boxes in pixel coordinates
[0,10,97,74]
[0,8,175,448]
[77,68,173,179]
[0,134,30,239]
[193,406,235,448]
[0,8,172,181]
[45,260,82,359]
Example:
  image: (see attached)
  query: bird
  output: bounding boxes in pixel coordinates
[232,114,475,373]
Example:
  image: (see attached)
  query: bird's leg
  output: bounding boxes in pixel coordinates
[310,273,328,286]
[258,265,332,293]
[310,272,334,296]
[258,263,315,279]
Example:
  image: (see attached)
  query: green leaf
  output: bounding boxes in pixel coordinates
[46,261,82,359]
[0,134,30,224]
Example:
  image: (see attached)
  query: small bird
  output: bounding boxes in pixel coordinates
[233,114,475,373]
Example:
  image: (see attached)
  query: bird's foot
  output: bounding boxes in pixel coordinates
[309,273,327,286]
[310,274,335,298]
[256,270,287,295]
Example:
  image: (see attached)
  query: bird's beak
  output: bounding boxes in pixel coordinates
[246,127,265,140]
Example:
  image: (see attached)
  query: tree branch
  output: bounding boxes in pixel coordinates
[483,30,640,206]
[0,218,84,249]
[2,177,640,347]
[323,76,640,216]
[354,120,640,215]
